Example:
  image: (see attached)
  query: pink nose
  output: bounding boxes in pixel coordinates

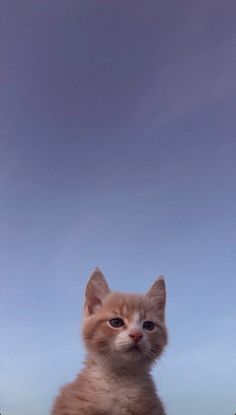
[129,330,143,343]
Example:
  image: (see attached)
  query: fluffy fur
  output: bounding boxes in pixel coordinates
[52,269,168,415]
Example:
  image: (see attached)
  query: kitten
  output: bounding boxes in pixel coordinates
[52,269,168,415]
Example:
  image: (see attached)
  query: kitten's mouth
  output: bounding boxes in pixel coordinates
[127,344,141,352]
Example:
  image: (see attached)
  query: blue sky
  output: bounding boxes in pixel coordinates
[1,1,236,414]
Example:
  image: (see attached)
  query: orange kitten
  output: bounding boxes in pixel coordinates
[52,269,168,415]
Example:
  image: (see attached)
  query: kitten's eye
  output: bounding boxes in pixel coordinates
[109,318,124,328]
[143,321,155,331]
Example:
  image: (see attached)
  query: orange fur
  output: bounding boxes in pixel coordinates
[51,269,168,415]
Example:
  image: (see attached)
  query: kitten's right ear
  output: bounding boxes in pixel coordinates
[84,268,110,316]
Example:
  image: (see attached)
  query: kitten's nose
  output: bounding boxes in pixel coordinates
[129,330,143,343]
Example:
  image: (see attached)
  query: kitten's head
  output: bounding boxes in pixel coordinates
[82,269,167,371]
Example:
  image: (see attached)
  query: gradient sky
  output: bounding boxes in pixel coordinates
[1,1,236,414]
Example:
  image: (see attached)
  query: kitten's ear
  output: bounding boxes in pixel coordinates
[84,268,110,316]
[147,276,166,322]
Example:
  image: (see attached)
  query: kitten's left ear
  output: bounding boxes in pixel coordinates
[84,268,110,316]
[146,276,166,322]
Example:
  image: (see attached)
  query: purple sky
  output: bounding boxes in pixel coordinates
[1,1,236,414]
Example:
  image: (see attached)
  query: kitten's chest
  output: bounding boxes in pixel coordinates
[104,379,141,412]
[89,369,158,415]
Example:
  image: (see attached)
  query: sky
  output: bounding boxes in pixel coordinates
[1,1,236,414]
